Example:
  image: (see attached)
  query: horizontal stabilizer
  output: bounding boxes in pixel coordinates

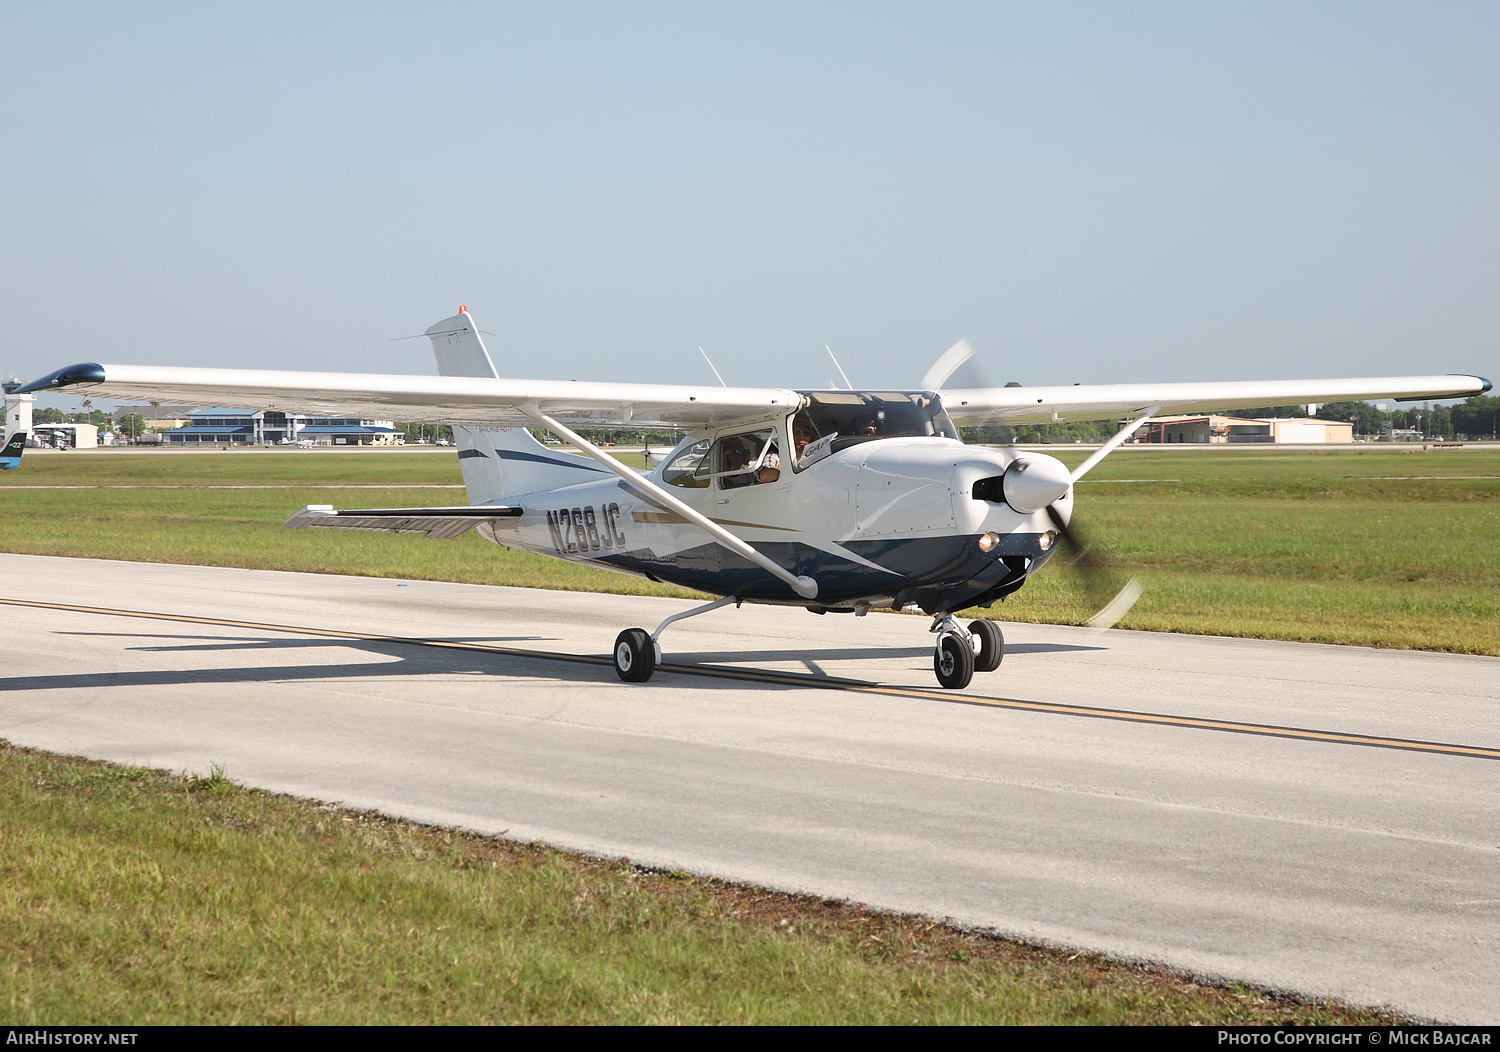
[283,503,522,540]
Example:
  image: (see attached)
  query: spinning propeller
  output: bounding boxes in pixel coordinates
[924,340,1143,630]
[1042,501,1142,631]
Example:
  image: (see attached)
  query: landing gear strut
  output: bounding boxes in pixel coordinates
[613,595,739,683]
[929,615,1004,688]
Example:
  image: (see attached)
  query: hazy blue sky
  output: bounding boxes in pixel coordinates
[3,2,1496,404]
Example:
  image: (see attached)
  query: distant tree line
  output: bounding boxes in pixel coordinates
[1449,395,1500,439]
[1303,395,1500,440]
[34,406,111,428]
[395,422,455,443]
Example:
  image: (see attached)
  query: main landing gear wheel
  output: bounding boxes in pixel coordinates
[969,619,1004,673]
[614,628,656,683]
[934,633,975,690]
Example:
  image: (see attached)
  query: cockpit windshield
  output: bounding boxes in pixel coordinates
[789,391,957,469]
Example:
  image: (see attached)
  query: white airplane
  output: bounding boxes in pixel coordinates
[18,309,1490,688]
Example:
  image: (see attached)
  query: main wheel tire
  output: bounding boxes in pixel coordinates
[969,619,1004,672]
[934,633,975,690]
[614,628,656,683]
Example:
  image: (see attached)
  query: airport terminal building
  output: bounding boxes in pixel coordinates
[161,408,404,446]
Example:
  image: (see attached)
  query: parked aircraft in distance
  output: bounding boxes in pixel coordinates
[19,310,1490,688]
[0,430,25,469]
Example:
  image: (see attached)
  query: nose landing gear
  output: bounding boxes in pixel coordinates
[930,615,1004,689]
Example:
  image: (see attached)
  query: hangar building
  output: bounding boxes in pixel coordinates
[1141,415,1354,444]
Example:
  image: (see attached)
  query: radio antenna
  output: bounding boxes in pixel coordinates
[699,347,728,387]
[826,346,853,390]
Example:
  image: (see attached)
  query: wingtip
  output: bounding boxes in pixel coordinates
[16,363,105,394]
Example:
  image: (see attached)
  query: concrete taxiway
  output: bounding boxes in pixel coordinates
[2,553,1497,1022]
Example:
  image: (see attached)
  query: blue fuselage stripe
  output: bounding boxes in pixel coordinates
[491,448,609,472]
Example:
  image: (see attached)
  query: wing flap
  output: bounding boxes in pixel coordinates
[284,504,522,540]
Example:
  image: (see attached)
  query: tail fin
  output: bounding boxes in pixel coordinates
[425,307,499,380]
[0,430,25,469]
[425,308,607,503]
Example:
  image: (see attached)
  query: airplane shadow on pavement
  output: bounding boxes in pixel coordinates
[0,629,1106,699]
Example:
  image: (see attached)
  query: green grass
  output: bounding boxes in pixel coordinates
[1,447,1476,1024]
[1000,446,1500,653]
[2,445,1496,652]
[0,741,1397,1025]
[0,449,696,599]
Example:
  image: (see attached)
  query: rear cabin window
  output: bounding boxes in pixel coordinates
[662,439,711,487]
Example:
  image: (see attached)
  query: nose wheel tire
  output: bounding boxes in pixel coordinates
[934,633,975,690]
[969,619,1004,673]
[614,628,657,682]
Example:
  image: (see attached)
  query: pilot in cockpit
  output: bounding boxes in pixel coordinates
[850,414,880,438]
[791,416,815,463]
[758,444,781,483]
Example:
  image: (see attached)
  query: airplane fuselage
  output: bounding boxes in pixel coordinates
[478,432,1067,616]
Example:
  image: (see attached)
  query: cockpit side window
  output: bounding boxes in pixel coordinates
[713,429,779,488]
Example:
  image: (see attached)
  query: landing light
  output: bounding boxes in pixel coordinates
[1037,531,1056,552]
[977,531,1000,552]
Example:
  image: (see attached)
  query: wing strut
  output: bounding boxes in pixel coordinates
[1069,405,1161,484]
[518,404,819,600]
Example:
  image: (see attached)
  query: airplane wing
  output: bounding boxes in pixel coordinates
[17,331,1482,432]
[19,357,1489,433]
[941,375,1491,427]
[17,363,800,431]
[284,504,523,540]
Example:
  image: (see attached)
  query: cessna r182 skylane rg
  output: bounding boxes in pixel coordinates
[19,309,1490,689]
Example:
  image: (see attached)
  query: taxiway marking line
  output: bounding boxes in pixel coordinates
[5,596,1496,763]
